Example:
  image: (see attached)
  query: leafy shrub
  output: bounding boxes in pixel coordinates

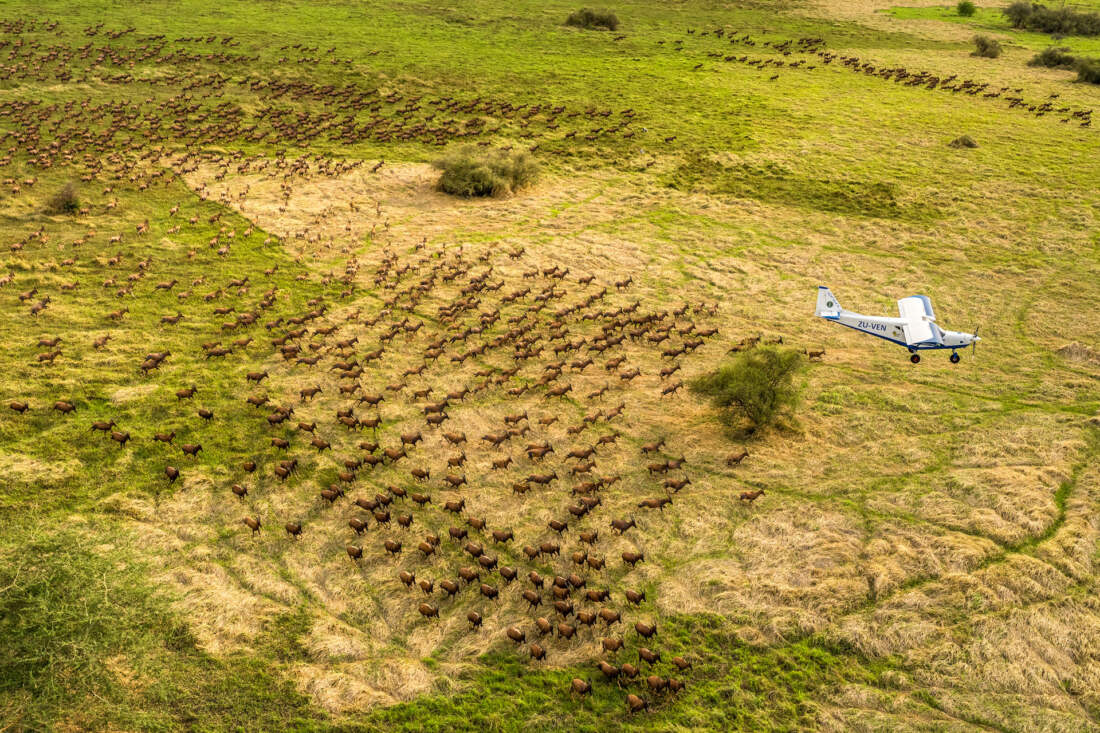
[433,146,539,198]
[565,8,620,31]
[1002,2,1100,36]
[957,0,977,17]
[1029,46,1077,68]
[971,34,1002,57]
[948,134,979,148]
[45,182,79,214]
[1077,57,1100,83]
[1004,0,1033,27]
[690,347,804,434]
[1026,47,1100,82]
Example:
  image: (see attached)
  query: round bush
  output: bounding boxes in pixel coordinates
[971,34,1002,58]
[46,182,80,214]
[1029,46,1077,68]
[1077,57,1100,84]
[565,8,620,31]
[434,147,539,198]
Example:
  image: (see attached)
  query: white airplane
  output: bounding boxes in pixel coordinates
[815,287,980,363]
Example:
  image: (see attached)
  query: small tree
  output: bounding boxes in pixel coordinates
[957,0,977,17]
[971,34,1002,57]
[690,347,804,435]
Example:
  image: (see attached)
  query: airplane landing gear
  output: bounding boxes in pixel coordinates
[950,352,960,364]
[910,353,921,364]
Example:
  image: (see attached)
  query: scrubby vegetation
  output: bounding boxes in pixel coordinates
[44,181,79,214]
[691,347,804,434]
[949,134,979,147]
[1026,46,1100,84]
[565,8,620,31]
[1077,56,1100,83]
[1003,1,1100,36]
[957,0,976,17]
[1029,46,1078,68]
[433,146,539,197]
[971,34,1002,57]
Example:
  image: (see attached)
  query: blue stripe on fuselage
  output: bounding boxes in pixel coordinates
[823,316,956,350]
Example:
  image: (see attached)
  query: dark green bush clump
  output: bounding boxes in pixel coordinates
[45,182,80,214]
[566,8,620,31]
[1029,46,1077,68]
[957,0,977,17]
[1003,0,1031,26]
[971,34,1002,57]
[1077,57,1100,83]
[1004,2,1100,36]
[949,134,979,148]
[1026,47,1100,83]
[433,146,539,198]
[690,347,804,434]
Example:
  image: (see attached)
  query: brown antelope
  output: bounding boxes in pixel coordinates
[740,488,766,503]
[726,450,749,466]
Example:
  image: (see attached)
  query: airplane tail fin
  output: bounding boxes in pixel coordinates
[816,286,842,317]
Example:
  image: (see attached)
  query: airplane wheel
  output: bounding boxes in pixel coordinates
[950,352,960,364]
[910,354,921,364]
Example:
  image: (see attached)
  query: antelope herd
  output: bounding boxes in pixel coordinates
[690,31,1092,127]
[0,13,987,719]
[3,178,762,711]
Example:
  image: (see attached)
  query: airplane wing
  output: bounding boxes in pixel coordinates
[897,295,935,322]
[897,295,940,345]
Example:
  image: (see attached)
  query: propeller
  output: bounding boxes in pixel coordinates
[971,326,980,355]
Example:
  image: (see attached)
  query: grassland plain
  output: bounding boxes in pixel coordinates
[0,0,1098,730]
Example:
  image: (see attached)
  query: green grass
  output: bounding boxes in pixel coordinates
[887,4,1100,53]
[0,519,326,731]
[365,620,892,732]
[663,155,942,221]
